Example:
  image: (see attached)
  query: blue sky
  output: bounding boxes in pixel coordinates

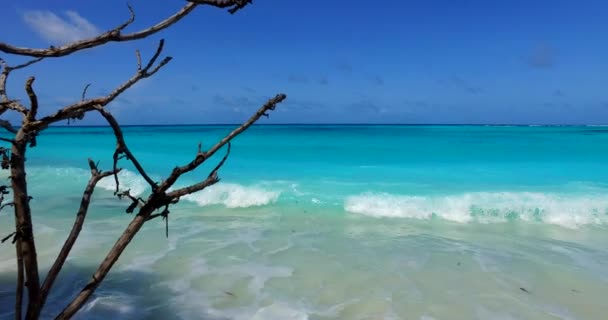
[1,0,607,124]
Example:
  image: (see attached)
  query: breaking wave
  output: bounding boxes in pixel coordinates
[98,170,149,196]
[344,192,608,228]
[182,183,280,208]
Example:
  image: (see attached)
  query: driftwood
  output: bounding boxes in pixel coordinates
[0,1,285,319]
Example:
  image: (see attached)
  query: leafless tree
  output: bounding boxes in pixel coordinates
[0,1,286,319]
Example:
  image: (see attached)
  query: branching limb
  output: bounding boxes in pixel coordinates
[0,3,194,58]
[158,93,286,193]
[57,93,285,319]
[166,142,231,199]
[116,190,146,214]
[0,57,43,116]
[0,101,28,117]
[31,39,171,129]
[188,0,252,14]
[0,119,17,134]
[0,1,255,58]
[0,201,14,212]
[95,106,158,191]
[146,205,171,238]
[39,159,118,310]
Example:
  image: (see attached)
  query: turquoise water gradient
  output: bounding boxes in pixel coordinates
[1,125,608,319]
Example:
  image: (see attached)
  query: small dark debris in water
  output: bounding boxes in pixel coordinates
[224,291,236,297]
[571,289,580,293]
[457,262,461,266]
[291,229,295,233]
[520,287,530,294]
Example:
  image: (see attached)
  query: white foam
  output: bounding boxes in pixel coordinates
[18,165,148,197]
[98,169,148,197]
[82,293,135,315]
[344,192,608,228]
[251,303,308,320]
[183,183,280,208]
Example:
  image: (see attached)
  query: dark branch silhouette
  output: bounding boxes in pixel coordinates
[0,1,251,58]
[39,160,118,310]
[0,1,285,319]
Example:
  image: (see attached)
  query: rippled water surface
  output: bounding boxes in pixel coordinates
[1,125,608,319]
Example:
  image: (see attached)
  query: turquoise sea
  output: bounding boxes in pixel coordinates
[1,125,608,319]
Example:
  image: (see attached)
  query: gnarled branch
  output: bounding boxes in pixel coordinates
[158,93,286,192]
[31,39,171,130]
[0,119,17,134]
[0,57,43,116]
[0,0,251,59]
[188,0,252,14]
[95,106,158,191]
[57,93,285,319]
[167,142,231,199]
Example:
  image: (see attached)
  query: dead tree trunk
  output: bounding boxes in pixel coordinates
[10,131,41,319]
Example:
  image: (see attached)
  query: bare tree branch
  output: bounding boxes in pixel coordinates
[30,39,171,130]
[25,77,38,122]
[39,159,118,310]
[95,106,157,190]
[0,101,28,117]
[9,58,45,71]
[57,92,285,319]
[0,119,17,134]
[81,84,91,101]
[0,137,15,144]
[188,0,252,14]
[0,2,195,58]
[0,201,14,212]
[167,142,231,199]
[0,1,280,318]
[0,1,256,58]
[158,93,286,193]
[0,2,182,57]
[0,57,43,116]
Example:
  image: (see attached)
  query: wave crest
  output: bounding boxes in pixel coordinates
[344,192,608,228]
[183,183,280,208]
[98,170,149,196]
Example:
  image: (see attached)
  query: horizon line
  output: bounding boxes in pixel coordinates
[40,123,608,127]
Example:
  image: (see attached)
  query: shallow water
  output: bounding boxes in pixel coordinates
[1,125,608,319]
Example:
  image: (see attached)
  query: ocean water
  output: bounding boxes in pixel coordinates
[1,125,608,319]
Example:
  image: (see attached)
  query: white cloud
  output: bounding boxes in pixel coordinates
[23,10,100,44]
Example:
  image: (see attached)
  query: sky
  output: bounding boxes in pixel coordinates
[1,0,607,125]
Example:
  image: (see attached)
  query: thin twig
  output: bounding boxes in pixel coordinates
[81,84,91,101]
